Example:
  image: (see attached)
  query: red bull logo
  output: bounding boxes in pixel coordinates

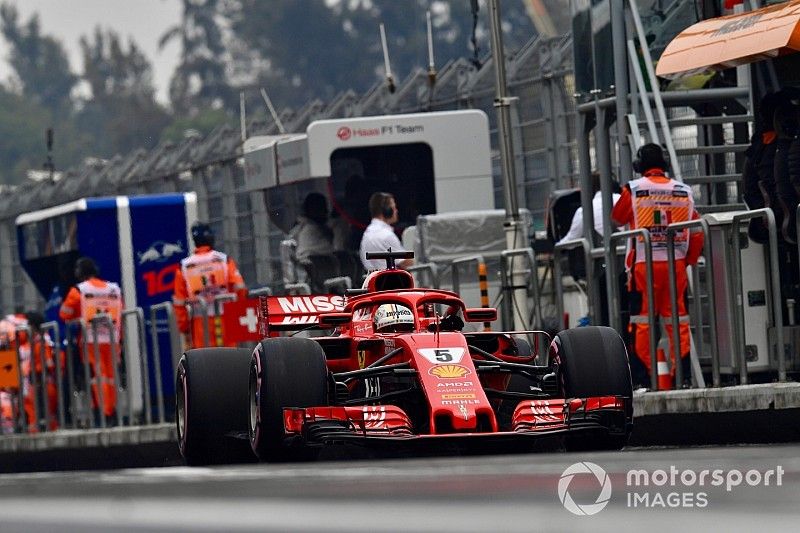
[137,240,184,265]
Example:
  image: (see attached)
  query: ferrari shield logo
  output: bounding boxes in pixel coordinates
[357,350,366,369]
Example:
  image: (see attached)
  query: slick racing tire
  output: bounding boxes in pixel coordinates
[249,337,328,461]
[552,326,633,450]
[176,348,255,466]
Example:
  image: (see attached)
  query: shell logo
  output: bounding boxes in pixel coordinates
[429,365,471,379]
[336,126,352,140]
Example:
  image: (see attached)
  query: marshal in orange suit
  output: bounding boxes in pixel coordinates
[172,222,247,348]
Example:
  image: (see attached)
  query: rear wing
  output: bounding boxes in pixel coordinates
[257,294,346,332]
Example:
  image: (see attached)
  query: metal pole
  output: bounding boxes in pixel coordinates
[627,0,682,182]
[13,333,26,433]
[64,323,79,428]
[78,322,94,428]
[553,239,593,329]
[666,219,719,387]
[487,0,529,331]
[98,315,125,427]
[501,248,542,330]
[627,39,659,144]
[488,0,519,220]
[41,321,65,428]
[611,0,632,183]
[123,308,151,425]
[666,230,685,389]
[576,111,599,325]
[90,320,106,429]
[575,87,750,113]
[37,335,49,431]
[450,255,486,303]
[213,293,238,348]
[596,97,620,333]
[407,263,439,289]
[148,304,168,423]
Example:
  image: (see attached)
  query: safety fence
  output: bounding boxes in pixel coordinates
[0,288,278,435]
[547,206,795,391]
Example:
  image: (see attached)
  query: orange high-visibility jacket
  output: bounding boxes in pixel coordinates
[172,245,247,339]
[612,170,704,267]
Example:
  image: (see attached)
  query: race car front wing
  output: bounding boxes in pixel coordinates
[282,396,628,446]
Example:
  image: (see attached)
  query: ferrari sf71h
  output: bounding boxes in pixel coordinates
[176,251,633,464]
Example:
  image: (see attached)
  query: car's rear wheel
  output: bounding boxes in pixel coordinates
[551,326,632,450]
[176,348,255,465]
[249,337,328,461]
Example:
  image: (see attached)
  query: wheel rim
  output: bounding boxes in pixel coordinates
[248,357,260,448]
[176,363,187,452]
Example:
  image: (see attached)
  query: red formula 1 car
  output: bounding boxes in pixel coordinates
[176,252,633,465]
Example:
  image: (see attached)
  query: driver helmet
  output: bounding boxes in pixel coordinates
[373,303,414,333]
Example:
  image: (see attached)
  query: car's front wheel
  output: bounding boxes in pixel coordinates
[249,337,328,461]
[551,326,633,450]
[176,348,255,465]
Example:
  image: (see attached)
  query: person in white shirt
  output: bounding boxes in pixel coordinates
[556,173,621,246]
[359,192,414,271]
[555,172,621,329]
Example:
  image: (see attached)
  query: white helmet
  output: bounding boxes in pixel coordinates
[373,303,414,333]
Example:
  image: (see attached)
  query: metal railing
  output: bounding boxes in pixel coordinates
[40,321,65,429]
[610,228,658,389]
[546,208,793,389]
[148,302,179,423]
[552,238,593,329]
[500,248,542,331]
[407,263,439,289]
[64,318,91,428]
[451,255,486,302]
[666,218,719,388]
[123,307,151,425]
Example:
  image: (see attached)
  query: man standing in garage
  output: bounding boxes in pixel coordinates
[359,192,414,271]
[612,144,704,389]
[172,222,247,348]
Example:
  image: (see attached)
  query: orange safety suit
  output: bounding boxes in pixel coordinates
[19,331,61,432]
[172,245,247,348]
[612,169,704,380]
[59,277,123,417]
[0,314,27,433]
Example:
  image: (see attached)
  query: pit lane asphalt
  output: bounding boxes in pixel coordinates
[0,443,798,532]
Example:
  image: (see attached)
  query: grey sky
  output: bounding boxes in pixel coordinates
[0,0,182,105]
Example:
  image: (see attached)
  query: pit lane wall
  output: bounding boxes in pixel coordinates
[2,383,800,472]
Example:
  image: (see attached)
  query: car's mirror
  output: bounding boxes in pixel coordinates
[318,312,352,327]
[463,307,497,322]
